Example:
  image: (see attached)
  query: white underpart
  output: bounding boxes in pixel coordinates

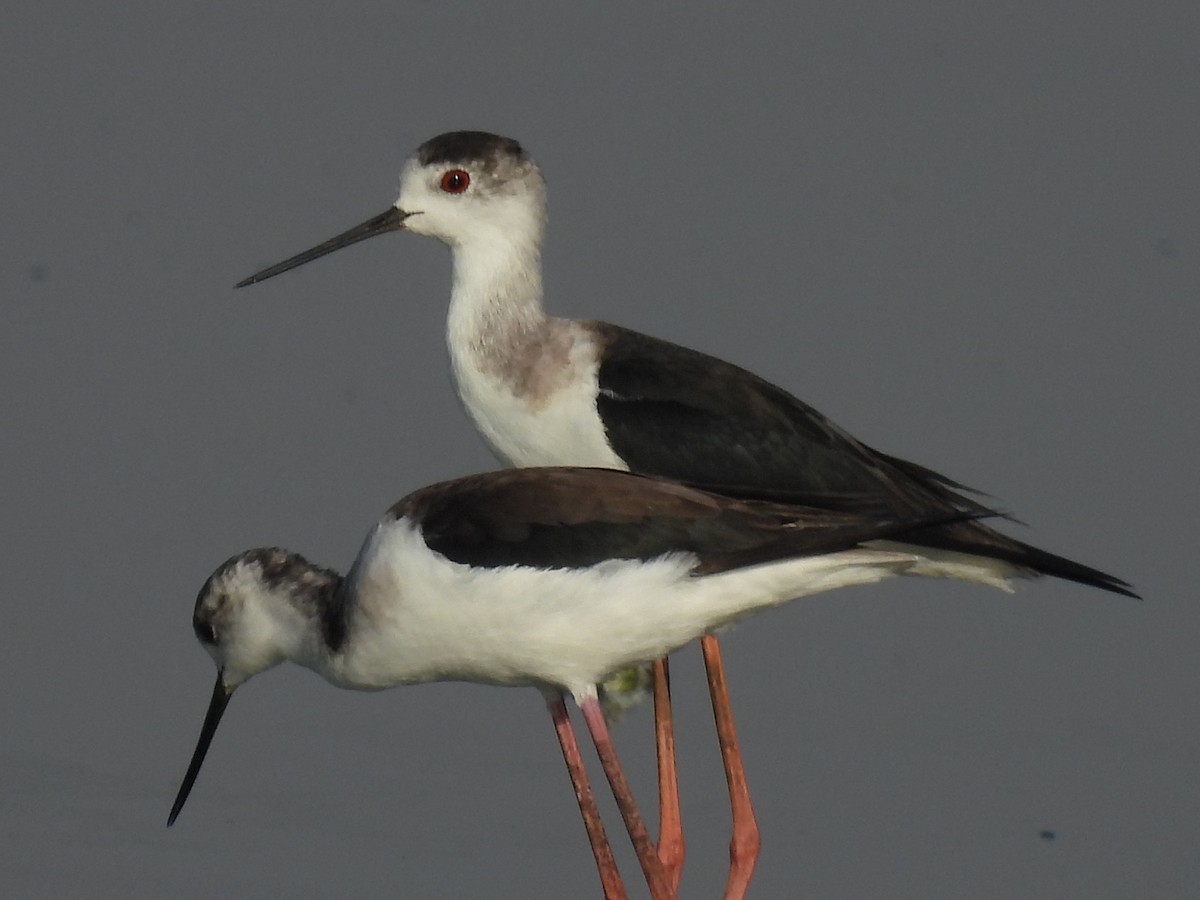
[444,229,621,467]
[318,518,923,700]
[450,315,623,468]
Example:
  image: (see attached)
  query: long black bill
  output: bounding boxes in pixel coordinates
[235,206,410,288]
[167,674,234,826]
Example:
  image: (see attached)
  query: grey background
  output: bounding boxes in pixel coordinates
[3,3,1196,898]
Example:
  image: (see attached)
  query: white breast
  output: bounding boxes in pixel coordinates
[450,321,626,469]
[331,518,694,693]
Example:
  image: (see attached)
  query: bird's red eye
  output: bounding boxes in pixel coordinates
[440,169,470,194]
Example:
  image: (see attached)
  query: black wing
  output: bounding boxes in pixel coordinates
[589,322,1137,598]
[591,321,987,507]
[391,468,960,575]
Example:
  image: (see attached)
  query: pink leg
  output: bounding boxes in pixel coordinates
[651,658,685,893]
[579,696,677,900]
[701,635,761,900]
[547,695,628,900]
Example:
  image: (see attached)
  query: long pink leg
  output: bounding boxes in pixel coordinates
[651,658,685,892]
[547,695,628,900]
[701,635,761,900]
[579,696,677,900]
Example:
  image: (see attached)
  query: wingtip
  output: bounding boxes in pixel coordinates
[1106,579,1141,601]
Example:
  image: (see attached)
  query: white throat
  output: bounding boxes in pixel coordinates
[446,227,547,358]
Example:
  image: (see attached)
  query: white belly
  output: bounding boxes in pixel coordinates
[332,518,920,699]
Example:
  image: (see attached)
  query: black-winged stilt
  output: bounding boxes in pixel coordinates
[167,467,963,899]
[234,131,1136,897]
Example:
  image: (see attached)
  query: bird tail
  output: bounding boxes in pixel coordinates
[889,521,1139,599]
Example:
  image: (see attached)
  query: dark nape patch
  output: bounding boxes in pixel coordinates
[254,548,321,591]
[417,131,525,167]
[200,547,314,595]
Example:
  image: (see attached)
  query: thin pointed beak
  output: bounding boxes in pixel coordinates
[167,673,234,826]
[235,206,410,288]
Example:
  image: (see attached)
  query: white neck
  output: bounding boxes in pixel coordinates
[439,212,619,469]
[446,227,548,362]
